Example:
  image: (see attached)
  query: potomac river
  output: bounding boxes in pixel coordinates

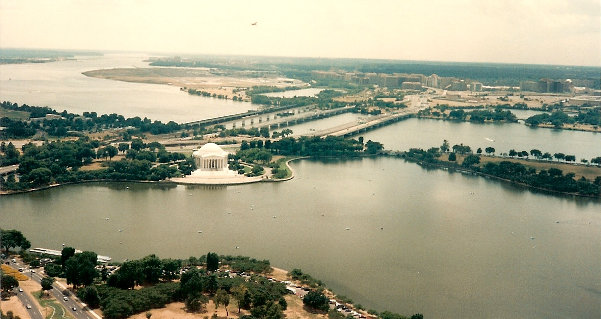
[1,157,600,318]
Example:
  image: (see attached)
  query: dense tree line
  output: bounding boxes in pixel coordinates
[0,101,182,138]
[0,138,192,191]
[443,108,518,122]
[481,161,600,196]
[248,90,349,110]
[96,253,287,319]
[246,86,302,95]
[269,136,365,157]
[526,109,600,128]
[401,146,601,197]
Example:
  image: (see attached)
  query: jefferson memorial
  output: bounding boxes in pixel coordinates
[170,142,269,185]
[192,143,230,173]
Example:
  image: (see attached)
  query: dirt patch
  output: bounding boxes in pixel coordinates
[2,295,29,319]
[284,295,327,319]
[83,67,306,100]
[127,300,248,319]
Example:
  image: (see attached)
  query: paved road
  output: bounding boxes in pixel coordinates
[11,260,99,319]
[3,262,44,319]
[13,285,44,319]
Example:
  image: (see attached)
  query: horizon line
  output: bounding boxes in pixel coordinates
[2,46,601,69]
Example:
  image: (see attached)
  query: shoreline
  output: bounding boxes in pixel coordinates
[2,155,599,199]
[395,153,601,199]
[0,157,303,195]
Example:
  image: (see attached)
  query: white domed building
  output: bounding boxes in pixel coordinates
[192,143,230,173]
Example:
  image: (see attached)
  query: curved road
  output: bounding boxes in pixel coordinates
[10,260,99,319]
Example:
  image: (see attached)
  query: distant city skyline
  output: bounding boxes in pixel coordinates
[0,0,599,66]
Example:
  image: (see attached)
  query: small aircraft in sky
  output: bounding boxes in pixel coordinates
[251,22,257,26]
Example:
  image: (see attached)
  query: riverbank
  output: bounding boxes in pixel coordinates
[393,151,601,198]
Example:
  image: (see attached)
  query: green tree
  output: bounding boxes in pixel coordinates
[231,285,248,313]
[185,293,208,312]
[0,229,31,254]
[440,140,450,153]
[61,246,76,266]
[118,143,130,153]
[1,275,19,293]
[462,155,481,167]
[44,263,62,277]
[40,276,55,294]
[365,140,384,154]
[260,127,270,138]
[24,167,52,187]
[206,252,219,272]
[554,152,565,161]
[130,138,145,151]
[140,254,163,284]
[214,289,230,316]
[485,147,495,155]
[64,251,98,288]
[302,290,329,311]
[105,145,118,160]
[77,286,100,308]
[448,152,456,161]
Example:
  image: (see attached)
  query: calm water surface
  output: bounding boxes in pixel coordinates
[0,54,253,122]
[1,158,600,319]
[360,118,601,161]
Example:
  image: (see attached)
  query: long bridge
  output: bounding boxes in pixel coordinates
[309,109,418,138]
[183,105,353,130]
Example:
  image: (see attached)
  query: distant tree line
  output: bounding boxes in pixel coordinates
[525,109,600,128]
[0,101,182,138]
[419,107,518,123]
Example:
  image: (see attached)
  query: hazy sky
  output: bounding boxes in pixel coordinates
[1,0,599,66]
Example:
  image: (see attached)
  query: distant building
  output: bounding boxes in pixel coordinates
[471,82,483,92]
[426,74,439,88]
[448,80,468,91]
[401,82,422,90]
[311,71,342,80]
[520,81,539,92]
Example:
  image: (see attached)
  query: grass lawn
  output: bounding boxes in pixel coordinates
[0,107,30,120]
[34,290,74,319]
[445,153,601,181]
[274,157,293,179]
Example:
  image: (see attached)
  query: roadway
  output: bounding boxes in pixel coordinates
[10,259,100,319]
[13,284,44,319]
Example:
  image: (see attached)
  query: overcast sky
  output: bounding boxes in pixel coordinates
[1,0,599,66]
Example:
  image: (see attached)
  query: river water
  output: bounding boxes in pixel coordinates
[1,56,601,318]
[360,118,601,162]
[1,158,600,318]
[0,54,253,122]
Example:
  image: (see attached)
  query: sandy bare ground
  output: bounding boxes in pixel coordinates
[83,68,305,100]
[127,300,248,319]
[1,295,29,319]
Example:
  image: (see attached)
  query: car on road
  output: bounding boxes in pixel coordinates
[18,288,23,292]
[64,296,69,301]
[71,307,77,311]
[26,304,32,309]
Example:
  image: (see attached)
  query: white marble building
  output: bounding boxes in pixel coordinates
[192,143,229,172]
